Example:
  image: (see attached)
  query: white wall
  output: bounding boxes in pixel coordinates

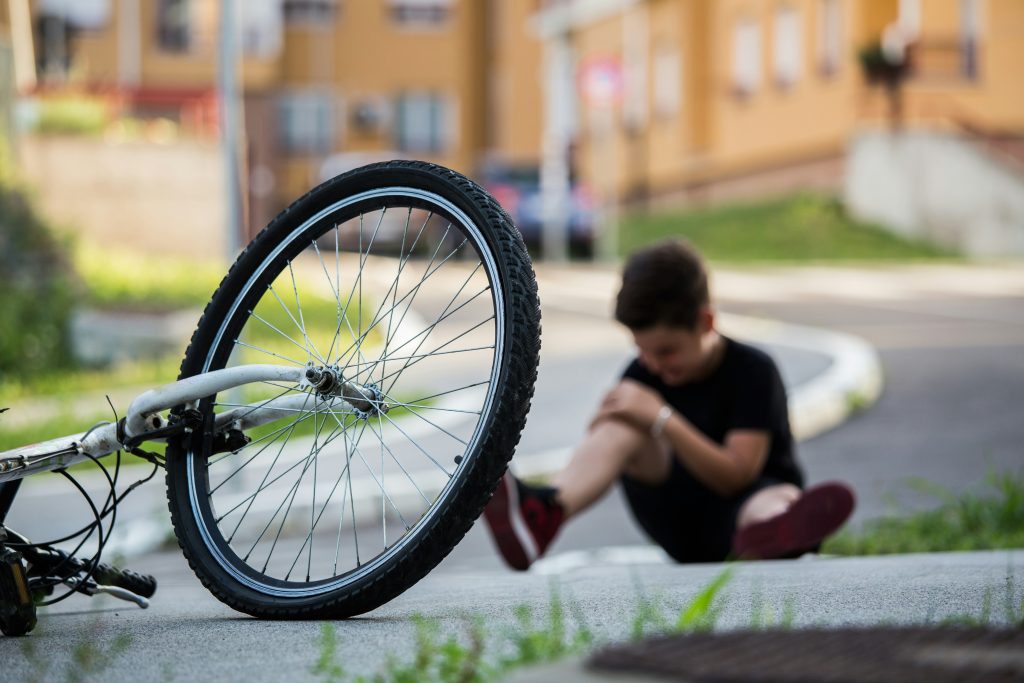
[844,130,1024,257]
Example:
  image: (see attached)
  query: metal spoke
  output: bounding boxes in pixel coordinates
[376,263,487,395]
[285,409,417,578]
[348,233,469,380]
[212,382,305,426]
[337,210,388,366]
[289,260,325,366]
[376,394,481,415]
[224,411,308,542]
[347,283,491,388]
[364,414,432,509]
[267,283,326,366]
[373,393,468,446]
[233,340,305,367]
[378,409,452,479]
[247,311,320,361]
[376,315,496,390]
[403,380,492,406]
[209,407,317,468]
[341,345,495,369]
[311,236,343,364]
[331,224,458,370]
[215,421,350,522]
[257,407,338,572]
[324,410,411,532]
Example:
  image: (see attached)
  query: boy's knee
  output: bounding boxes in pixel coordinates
[587,415,648,447]
[588,418,670,483]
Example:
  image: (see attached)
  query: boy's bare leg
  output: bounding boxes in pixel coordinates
[551,419,671,518]
[735,484,801,530]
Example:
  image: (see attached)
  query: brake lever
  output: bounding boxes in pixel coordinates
[66,577,149,609]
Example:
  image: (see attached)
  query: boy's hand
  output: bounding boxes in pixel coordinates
[592,380,666,433]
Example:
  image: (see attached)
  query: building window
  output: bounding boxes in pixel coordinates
[278,92,336,154]
[389,0,453,28]
[773,6,802,88]
[732,19,762,96]
[284,0,338,25]
[960,0,980,80]
[899,0,921,40]
[394,92,452,153]
[242,0,284,57]
[157,0,191,53]
[653,46,682,119]
[817,0,842,76]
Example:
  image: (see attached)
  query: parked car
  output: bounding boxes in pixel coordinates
[479,163,596,258]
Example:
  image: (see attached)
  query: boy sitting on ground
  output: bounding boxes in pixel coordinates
[483,239,854,569]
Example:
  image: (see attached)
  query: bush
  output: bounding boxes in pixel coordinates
[0,181,78,380]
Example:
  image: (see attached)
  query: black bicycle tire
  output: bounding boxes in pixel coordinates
[165,161,540,619]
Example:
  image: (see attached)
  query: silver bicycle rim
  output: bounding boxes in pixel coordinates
[187,186,505,597]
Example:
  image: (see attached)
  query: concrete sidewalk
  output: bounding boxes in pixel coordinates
[482,549,1023,682]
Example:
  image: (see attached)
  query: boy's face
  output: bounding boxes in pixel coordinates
[630,312,715,386]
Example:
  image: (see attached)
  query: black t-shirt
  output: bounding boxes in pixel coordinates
[621,335,803,491]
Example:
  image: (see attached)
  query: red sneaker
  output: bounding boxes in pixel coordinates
[732,481,855,560]
[483,472,564,571]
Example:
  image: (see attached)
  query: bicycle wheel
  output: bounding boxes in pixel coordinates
[165,161,540,618]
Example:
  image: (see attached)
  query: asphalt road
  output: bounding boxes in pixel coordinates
[2,282,1022,680]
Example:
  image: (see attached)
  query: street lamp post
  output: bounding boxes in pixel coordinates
[218,0,243,259]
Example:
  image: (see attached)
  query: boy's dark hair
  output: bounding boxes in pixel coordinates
[614,239,710,331]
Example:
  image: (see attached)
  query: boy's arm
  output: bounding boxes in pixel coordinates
[594,379,770,497]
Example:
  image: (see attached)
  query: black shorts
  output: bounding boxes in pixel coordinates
[621,457,795,564]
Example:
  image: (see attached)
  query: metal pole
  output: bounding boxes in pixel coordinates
[8,0,37,93]
[117,0,141,89]
[218,0,242,259]
[540,34,572,263]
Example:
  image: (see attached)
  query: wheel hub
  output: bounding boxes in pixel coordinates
[305,365,388,418]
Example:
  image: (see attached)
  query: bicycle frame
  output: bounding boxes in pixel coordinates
[0,364,377,484]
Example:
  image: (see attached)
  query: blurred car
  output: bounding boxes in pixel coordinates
[479,163,596,258]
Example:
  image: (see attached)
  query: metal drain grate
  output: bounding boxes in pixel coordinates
[588,627,1024,682]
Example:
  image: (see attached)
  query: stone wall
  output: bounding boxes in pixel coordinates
[844,130,1024,257]
[18,136,227,259]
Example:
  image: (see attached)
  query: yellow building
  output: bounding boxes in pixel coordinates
[534,0,1024,205]
[16,0,542,231]
[12,0,1022,234]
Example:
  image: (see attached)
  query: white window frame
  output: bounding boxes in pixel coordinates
[899,0,921,40]
[653,45,682,120]
[241,0,283,58]
[732,19,762,97]
[960,0,981,80]
[773,6,802,88]
[394,91,454,154]
[283,0,338,26]
[817,0,842,77]
[278,90,337,155]
[156,0,193,53]
[388,0,453,29]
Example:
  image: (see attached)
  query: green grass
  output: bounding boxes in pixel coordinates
[0,357,182,404]
[310,571,733,683]
[824,470,1024,556]
[309,566,1022,683]
[619,193,956,262]
[73,245,225,312]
